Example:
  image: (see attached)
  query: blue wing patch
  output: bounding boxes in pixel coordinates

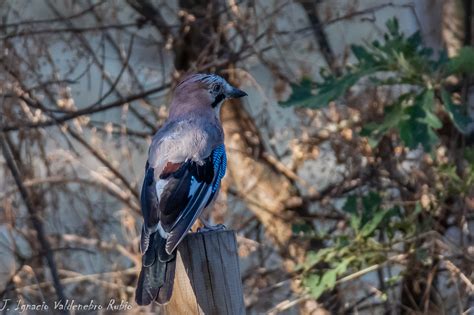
[211,144,227,193]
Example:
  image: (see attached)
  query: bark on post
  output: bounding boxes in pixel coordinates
[163,230,245,315]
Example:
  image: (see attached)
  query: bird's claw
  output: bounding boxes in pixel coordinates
[197,224,227,233]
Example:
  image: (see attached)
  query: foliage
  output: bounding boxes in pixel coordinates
[437,161,474,199]
[281,18,474,151]
[298,191,417,298]
[284,17,474,303]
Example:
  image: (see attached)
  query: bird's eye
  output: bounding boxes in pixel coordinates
[212,84,221,93]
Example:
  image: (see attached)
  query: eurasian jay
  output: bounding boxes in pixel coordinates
[135,73,247,305]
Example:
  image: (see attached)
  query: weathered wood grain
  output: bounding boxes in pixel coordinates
[163,230,245,315]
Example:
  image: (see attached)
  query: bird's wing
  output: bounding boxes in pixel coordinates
[140,143,226,255]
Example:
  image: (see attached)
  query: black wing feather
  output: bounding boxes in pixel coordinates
[158,156,215,253]
[158,157,214,230]
[164,179,212,254]
[158,162,192,228]
[140,162,160,228]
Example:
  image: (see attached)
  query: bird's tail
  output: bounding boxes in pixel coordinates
[135,229,176,305]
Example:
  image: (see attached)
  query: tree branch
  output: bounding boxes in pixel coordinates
[0,133,68,309]
[297,0,341,75]
[0,84,170,132]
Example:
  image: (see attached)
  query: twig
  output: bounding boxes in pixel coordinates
[67,129,140,200]
[46,1,158,131]
[297,0,341,75]
[266,294,311,314]
[1,23,140,40]
[91,35,135,107]
[0,1,106,29]
[15,268,137,293]
[0,134,68,311]
[444,260,474,293]
[0,83,170,132]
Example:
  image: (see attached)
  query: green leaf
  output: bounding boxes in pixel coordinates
[445,47,474,75]
[280,68,379,109]
[351,44,376,65]
[361,192,382,226]
[366,136,382,148]
[399,113,438,151]
[303,248,331,271]
[360,209,388,237]
[386,18,400,36]
[361,96,412,147]
[418,89,442,129]
[395,53,415,76]
[306,71,369,108]
[420,88,435,110]
[280,78,313,107]
[372,98,409,135]
[320,268,337,289]
[304,274,324,298]
[423,110,443,129]
[398,90,440,151]
[343,195,360,230]
[342,195,357,214]
[334,257,353,274]
[407,32,432,58]
[362,192,381,211]
[383,101,409,127]
[441,89,472,133]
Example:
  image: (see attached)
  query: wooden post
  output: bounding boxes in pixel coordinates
[163,230,245,315]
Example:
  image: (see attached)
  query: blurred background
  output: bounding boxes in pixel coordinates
[0,0,473,314]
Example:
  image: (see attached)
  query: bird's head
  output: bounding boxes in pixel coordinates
[169,73,247,118]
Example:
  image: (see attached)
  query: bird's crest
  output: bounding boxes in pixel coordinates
[177,73,225,88]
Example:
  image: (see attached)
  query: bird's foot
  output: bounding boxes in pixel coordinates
[197,224,227,233]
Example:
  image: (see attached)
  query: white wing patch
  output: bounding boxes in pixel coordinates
[166,184,214,254]
[157,222,169,239]
[188,176,200,198]
[155,180,167,201]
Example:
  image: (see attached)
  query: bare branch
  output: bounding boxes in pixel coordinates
[0,133,68,307]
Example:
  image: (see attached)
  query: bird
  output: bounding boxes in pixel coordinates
[135,73,247,305]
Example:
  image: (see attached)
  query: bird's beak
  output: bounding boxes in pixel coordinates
[227,87,248,99]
